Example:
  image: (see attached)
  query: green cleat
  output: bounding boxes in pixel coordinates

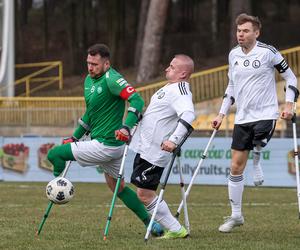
[160,226,189,239]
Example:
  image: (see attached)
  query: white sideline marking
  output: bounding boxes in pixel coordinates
[0,202,297,209]
[93,202,298,208]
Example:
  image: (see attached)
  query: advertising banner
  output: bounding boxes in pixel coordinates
[0,136,298,187]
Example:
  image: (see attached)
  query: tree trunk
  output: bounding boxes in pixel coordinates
[107,0,119,66]
[136,0,169,83]
[43,0,49,57]
[211,0,218,48]
[229,0,251,48]
[134,0,150,69]
[69,0,77,74]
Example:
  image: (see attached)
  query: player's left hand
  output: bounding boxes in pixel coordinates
[161,140,177,152]
[280,102,294,120]
[115,126,131,142]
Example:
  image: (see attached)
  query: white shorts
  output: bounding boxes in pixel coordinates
[71,139,125,178]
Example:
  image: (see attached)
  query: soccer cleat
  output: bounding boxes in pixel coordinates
[253,164,264,186]
[160,226,189,239]
[218,215,244,233]
[150,221,164,237]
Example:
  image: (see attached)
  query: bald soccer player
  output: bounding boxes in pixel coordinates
[130,54,195,239]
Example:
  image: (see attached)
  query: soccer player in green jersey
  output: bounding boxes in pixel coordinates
[47,43,163,236]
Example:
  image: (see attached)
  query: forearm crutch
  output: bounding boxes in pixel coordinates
[36,132,90,236]
[36,160,72,236]
[288,85,300,218]
[103,126,138,241]
[144,120,194,242]
[176,149,190,234]
[175,129,217,219]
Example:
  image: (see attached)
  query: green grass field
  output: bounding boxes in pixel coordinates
[1,182,300,250]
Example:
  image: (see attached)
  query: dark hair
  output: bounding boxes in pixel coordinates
[87,44,110,58]
[235,13,262,30]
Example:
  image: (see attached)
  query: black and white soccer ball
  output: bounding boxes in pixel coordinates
[46,177,74,204]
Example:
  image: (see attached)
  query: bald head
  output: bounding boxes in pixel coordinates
[165,54,194,83]
[175,54,194,76]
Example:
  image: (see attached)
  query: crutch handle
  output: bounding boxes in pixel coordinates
[288,85,300,102]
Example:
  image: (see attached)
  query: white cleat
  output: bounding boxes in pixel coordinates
[253,164,264,186]
[218,216,244,233]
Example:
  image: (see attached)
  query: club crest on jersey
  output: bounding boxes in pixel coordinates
[252,60,261,68]
[243,60,250,67]
[157,89,165,99]
[97,86,102,94]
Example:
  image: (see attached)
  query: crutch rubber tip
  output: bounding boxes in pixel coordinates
[174,212,179,218]
[144,238,148,243]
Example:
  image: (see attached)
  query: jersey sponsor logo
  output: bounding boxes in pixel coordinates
[178,82,188,95]
[97,86,102,94]
[243,60,250,67]
[116,78,129,87]
[157,89,165,99]
[252,60,261,68]
[119,85,136,100]
[91,85,95,93]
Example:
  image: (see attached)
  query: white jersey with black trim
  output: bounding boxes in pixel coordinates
[130,81,194,168]
[225,41,296,124]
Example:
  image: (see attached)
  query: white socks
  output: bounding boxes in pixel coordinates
[146,196,181,232]
[253,146,264,185]
[228,173,244,218]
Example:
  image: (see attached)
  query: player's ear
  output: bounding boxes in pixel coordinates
[255,29,260,38]
[181,71,187,79]
[104,59,110,69]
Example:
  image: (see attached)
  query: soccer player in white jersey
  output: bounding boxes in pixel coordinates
[211,13,298,233]
[129,54,195,239]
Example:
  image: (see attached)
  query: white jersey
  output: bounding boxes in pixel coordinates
[221,41,297,124]
[130,81,194,168]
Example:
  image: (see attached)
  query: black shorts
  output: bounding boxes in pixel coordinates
[130,154,164,191]
[231,120,276,151]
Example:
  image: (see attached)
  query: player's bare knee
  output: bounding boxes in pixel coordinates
[137,188,153,205]
[230,162,244,175]
[119,179,125,190]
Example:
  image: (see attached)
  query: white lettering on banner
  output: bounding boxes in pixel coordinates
[0,137,298,187]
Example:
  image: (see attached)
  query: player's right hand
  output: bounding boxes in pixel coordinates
[211,114,224,129]
[62,136,78,144]
[115,126,131,143]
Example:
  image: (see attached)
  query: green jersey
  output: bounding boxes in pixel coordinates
[75,67,144,146]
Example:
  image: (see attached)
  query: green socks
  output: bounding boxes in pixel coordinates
[117,186,149,225]
[47,144,75,176]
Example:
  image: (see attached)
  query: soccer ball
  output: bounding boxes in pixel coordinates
[46,177,74,204]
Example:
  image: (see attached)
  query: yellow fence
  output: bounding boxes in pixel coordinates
[0,61,63,97]
[0,46,300,128]
[0,97,84,127]
[137,46,300,106]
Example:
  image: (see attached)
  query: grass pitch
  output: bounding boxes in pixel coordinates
[1,182,300,250]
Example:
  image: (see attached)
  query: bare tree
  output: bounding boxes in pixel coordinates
[211,0,218,49]
[136,0,170,83]
[134,0,150,69]
[229,0,251,48]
